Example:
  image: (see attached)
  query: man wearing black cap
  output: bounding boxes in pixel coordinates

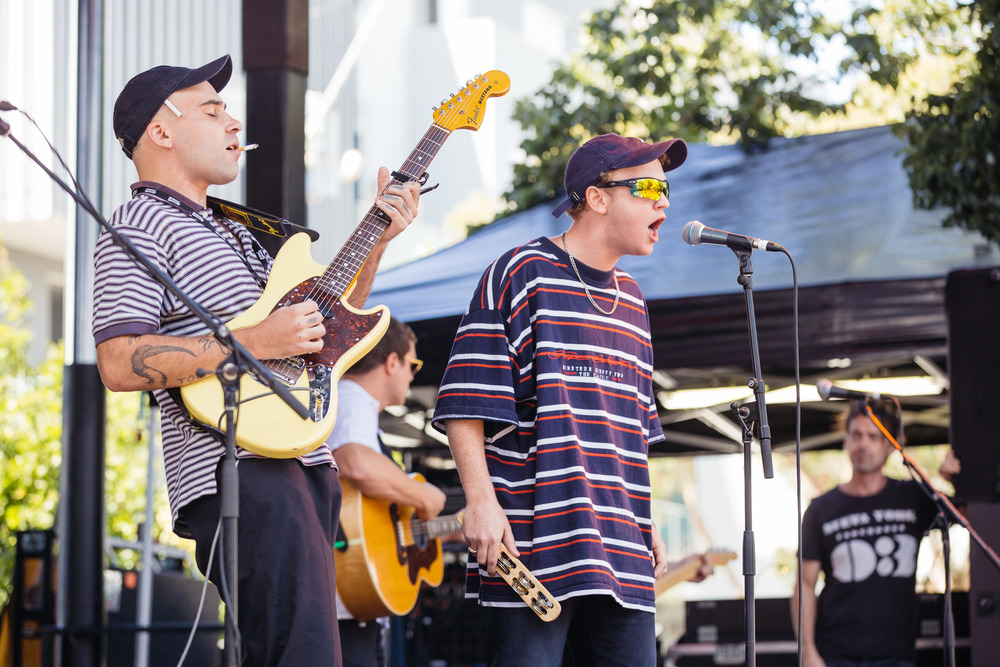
[431,134,711,665]
[92,55,420,665]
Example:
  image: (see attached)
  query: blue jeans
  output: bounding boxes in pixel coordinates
[825,659,916,667]
[486,595,655,667]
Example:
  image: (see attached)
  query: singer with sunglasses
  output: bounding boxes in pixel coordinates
[791,399,961,667]
[432,134,713,665]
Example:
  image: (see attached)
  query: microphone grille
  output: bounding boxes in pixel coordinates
[681,220,705,246]
[816,379,833,401]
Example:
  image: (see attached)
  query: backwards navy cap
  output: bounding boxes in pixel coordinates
[113,55,233,159]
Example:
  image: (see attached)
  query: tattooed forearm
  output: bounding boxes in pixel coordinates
[197,335,229,354]
[131,344,196,387]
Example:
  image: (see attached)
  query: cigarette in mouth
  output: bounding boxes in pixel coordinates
[232,143,259,152]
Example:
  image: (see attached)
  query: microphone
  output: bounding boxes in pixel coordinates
[681,220,783,252]
[816,378,881,402]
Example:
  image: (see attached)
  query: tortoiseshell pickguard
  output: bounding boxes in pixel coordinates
[274,277,385,368]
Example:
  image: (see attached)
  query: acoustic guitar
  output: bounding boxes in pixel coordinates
[654,548,737,598]
[335,476,462,620]
[179,71,511,458]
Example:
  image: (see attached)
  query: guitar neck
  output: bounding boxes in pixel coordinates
[654,559,703,598]
[654,550,736,598]
[320,123,452,298]
[419,514,463,541]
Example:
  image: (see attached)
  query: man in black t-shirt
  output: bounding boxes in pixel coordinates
[791,398,960,667]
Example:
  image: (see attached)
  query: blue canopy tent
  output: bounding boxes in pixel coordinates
[367,125,995,456]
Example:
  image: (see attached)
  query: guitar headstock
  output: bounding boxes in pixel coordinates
[432,70,511,132]
[707,548,738,565]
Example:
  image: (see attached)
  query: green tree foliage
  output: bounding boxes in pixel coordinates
[504,0,977,214]
[0,247,178,608]
[898,0,1000,243]
[0,249,62,607]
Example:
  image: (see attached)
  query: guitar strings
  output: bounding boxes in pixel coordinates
[407,516,459,538]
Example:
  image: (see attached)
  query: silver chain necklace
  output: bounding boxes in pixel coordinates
[561,233,620,315]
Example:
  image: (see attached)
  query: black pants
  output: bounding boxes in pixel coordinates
[182,458,343,666]
[338,618,384,667]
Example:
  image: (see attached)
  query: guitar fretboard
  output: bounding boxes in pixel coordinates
[315,124,452,300]
[415,515,463,541]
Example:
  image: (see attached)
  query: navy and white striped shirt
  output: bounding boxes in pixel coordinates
[432,236,664,612]
[93,183,334,537]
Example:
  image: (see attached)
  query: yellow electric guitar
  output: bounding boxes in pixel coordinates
[654,548,737,598]
[179,71,511,458]
[335,476,462,620]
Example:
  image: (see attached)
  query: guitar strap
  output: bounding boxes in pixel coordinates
[131,187,321,287]
[377,432,405,470]
[205,195,320,259]
[132,185,269,289]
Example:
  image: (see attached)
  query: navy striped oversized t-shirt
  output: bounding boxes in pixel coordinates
[432,236,665,612]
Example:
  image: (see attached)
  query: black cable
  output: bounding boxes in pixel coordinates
[778,248,803,667]
[0,101,101,219]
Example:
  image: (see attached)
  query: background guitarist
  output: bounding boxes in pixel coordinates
[92,55,421,666]
[326,317,450,666]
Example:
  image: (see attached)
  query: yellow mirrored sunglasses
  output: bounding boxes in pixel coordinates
[596,177,669,201]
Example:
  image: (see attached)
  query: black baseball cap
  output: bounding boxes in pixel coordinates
[113,54,233,159]
[552,133,687,218]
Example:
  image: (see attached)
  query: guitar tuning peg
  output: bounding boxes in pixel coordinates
[440,99,448,107]
[432,105,438,112]
[466,79,474,86]
[475,73,482,79]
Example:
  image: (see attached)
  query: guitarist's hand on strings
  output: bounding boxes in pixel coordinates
[415,483,448,522]
[239,298,327,359]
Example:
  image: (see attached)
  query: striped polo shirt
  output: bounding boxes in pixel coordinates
[92,182,335,537]
[432,236,664,612]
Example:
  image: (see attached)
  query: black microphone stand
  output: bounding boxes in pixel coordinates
[865,404,1000,667]
[1,120,310,667]
[728,246,775,667]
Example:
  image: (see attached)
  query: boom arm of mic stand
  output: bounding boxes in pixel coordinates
[1,126,309,421]
[865,406,1000,571]
[866,405,1000,667]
